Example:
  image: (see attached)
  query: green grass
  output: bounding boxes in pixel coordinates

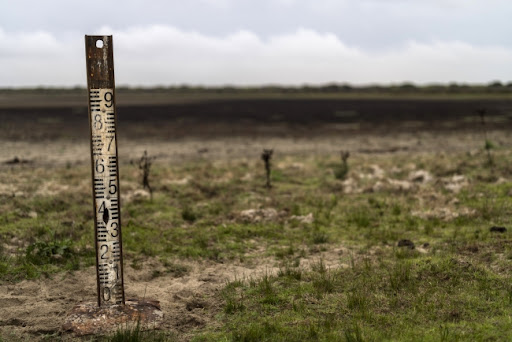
[104,321,174,342]
[197,251,512,341]
[2,146,512,340]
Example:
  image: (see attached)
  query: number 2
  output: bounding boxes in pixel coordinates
[100,244,108,259]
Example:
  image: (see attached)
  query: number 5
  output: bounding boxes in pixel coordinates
[109,179,117,195]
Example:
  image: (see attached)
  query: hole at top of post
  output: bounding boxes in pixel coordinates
[96,40,104,48]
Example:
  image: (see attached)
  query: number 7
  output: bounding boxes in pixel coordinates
[108,136,115,151]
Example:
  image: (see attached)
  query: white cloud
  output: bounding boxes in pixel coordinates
[1,25,511,87]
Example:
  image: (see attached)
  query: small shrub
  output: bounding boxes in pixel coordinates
[334,151,350,180]
[391,203,402,216]
[277,265,302,280]
[348,208,372,228]
[344,324,364,342]
[477,108,494,167]
[138,150,156,198]
[25,240,73,265]
[261,149,273,189]
[162,260,189,277]
[259,274,280,305]
[347,289,368,312]
[313,272,336,297]
[107,320,171,342]
[181,206,198,222]
[388,261,413,292]
[312,231,329,244]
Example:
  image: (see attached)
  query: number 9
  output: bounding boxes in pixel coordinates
[104,92,113,108]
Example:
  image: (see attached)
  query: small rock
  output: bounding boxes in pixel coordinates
[443,175,468,193]
[388,179,413,192]
[132,189,151,200]
[369,165,385,179]
[239,208,278,222]
[167,177,191,185]
[6,157,20,164]
[466,244,479,253]
[4,157,31,165]
[490,226,507,233]
[448,198,460,205]
[341,178,361,194]
[496,177,508,185]
[290,213,314,224]
[370,181,385,192]
[408,170,432,183]
[28,211,38,219]
[397,239,415,249]
[186,299,206,311]
[241,173,253,181]
[4,318,26,326]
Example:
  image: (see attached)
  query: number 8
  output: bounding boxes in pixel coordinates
[93,114,102,130]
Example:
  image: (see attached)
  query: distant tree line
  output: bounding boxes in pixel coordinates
[2,81,512,95]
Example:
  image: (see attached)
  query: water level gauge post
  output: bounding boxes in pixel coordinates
[61,35,162,335]
[85,35,125,307]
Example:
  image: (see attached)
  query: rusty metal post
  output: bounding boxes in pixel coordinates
[62,36,163,334]
[85,36,125,307]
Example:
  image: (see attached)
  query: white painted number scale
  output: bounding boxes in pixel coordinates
[85,36,125,307]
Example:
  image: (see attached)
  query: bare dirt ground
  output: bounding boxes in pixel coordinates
[1,97,512,340]
[0,247,347,340]
[2,129,512,169]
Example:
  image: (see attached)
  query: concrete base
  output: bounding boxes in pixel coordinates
[62,299,163,336]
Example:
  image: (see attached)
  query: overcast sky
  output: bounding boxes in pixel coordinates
[1,0,512,87]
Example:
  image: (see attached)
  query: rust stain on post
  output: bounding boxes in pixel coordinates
[85,35,125,307]
[86,36,114,88]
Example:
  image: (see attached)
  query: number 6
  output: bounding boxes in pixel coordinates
[95,158,104,173]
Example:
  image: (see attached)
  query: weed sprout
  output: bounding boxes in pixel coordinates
[261,149,273,189]
[477,107,494,167]
[334,151,350,180]
[138,150,156,198]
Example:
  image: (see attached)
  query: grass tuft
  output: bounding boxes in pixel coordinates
[106,321,172,342]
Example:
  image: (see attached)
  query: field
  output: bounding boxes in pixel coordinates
[1,92,512,341]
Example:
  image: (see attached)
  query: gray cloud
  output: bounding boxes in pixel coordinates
[2,0,512,86]
[1,25,511,87]
[2,0,512,48]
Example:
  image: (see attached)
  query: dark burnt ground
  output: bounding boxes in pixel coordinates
[1,98,512,140]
